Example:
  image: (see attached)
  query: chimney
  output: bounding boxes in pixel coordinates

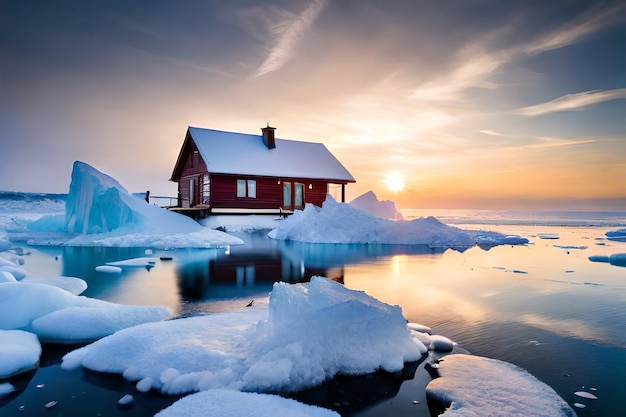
[261,124,276,149]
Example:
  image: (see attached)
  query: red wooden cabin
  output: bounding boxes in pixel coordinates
[169,126,355,216]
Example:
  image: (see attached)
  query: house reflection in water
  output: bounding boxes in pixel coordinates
[176,243,344,301]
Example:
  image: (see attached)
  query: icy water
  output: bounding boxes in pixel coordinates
[2,207,626,416]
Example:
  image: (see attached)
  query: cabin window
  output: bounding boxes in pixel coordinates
[294,183,304,208]
[283,182,291,207]
[237,179,256,198]
[247,180,256,198]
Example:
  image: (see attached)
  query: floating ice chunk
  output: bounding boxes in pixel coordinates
[21,276,88,295]
[588,255,609,263]
[117,394,135,408]
[588,254,626,267]
[95,265,122,274]
[426,354,576,417]
[155,389,339,417]
[407,322,432,334]
[573,403,586,408]
[574,391,598,400]
[0,382,15,395]
[0,330,41,378]
[429,335,455,352]
[0,282,169,344]
[606,229,626,242]
[554,245,588,250]
[105,257,157,267]
[62,277,424,395]
[136,377,153,392]
[609,253,626,267]
[0,265,26,280]
[538,233,559,239]
[0,271,18,282]
[32,305,170,344]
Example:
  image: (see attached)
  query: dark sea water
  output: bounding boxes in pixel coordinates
[1,195,626,416]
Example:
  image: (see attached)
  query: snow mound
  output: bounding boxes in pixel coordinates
[62,277,425,395]
[426,354,576,417]
[349,191,404,220]
[155,389,339,417]
[0,330,41,378]
[269,195,527,249]
[57,161,242,248]
[0,282,170,344]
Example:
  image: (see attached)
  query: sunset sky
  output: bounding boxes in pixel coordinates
[2,0,625,209]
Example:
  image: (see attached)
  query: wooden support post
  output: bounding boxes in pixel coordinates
[341,184,346,203]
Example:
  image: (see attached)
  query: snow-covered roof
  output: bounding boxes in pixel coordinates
[184,127,355,183]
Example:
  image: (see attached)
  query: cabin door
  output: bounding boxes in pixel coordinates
[282,182,305,211]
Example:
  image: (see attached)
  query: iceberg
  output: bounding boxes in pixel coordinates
[62,277,425,395]
[269,195,528,248]
[426,354,576,416]
[349,190,404,220]
[49,161,242,248]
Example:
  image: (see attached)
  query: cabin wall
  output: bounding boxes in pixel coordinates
[177,142,208,207]
[210,175,282,209]
[210,175,329,210]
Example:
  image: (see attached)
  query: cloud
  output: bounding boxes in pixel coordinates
[409,2,626,105]
[522,2,626,55]
[255,0,327,77]
[516,89,626,116]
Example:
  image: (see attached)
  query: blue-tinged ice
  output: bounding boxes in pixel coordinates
[56,161,243,248]
[0,329,41,378]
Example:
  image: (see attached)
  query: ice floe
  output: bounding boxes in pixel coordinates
[425,354,576,416]
[62,277,425,395]
[0,330,41,378]
[588,253,626,267]
[0,281,170,344]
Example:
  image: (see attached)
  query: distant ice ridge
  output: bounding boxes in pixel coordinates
[62,277,425,395]
[426,354,576,416]
[19,161,243,248]
[269,195,528,248]
[349,190,404,220]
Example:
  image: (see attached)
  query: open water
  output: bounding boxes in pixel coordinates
[1,193,626,416]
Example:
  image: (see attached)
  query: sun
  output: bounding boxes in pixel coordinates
[384,173,405,193]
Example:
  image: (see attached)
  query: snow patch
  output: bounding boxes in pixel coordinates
[425,354,576,416]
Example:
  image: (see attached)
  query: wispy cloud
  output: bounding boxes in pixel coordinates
[516,89,626,116]
[409,2,626,104]
[255,0,327,77]
[478,130,505,137]
[522,2,626,55]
